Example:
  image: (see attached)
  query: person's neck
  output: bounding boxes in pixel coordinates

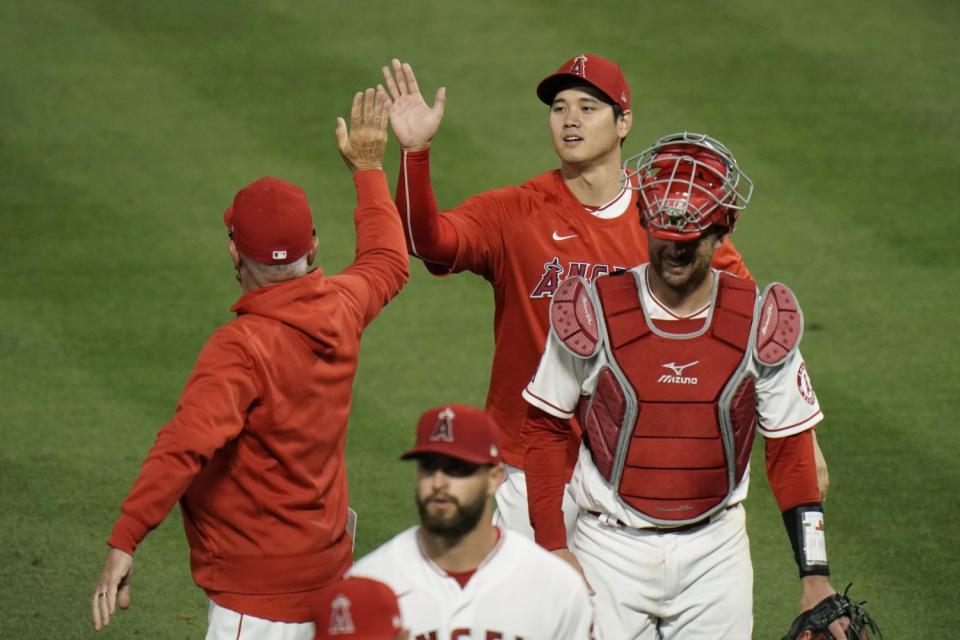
[646,266,716,317]
[418,521,499,574]
[561,152,623,207]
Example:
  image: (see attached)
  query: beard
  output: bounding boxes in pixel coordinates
[649,239,714,295]
[416,489,488,541]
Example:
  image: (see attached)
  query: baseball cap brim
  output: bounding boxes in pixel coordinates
[400,445,495,465]
[537,74,611,106]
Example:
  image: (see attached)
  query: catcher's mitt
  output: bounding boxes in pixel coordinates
[782,584,883,640]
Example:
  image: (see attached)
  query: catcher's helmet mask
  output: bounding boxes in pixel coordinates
[624,132,753,241]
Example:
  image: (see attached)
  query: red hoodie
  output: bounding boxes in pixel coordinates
[107,170,408,622]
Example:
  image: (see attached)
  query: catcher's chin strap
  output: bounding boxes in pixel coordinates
[782,503,830,577]
[782,584,884,640]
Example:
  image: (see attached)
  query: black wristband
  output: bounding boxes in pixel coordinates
[782,503,831,577]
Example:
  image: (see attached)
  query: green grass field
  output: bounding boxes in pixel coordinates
[2,0,958,637]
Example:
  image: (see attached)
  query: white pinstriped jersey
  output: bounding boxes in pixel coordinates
[522,265,823,529]
[349,526,594,640]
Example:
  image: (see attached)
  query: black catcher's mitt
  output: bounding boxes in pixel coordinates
[782,585,883,640]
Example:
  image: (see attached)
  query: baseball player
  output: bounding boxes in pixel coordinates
[90,87,409,638]
[313,576,409,640]
[380,55,759,541]
[522,132,847,639]
[348,405,594,640]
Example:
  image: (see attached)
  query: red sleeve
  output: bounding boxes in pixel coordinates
[765,428,822,512]
[108,329,259,554]
[395,148,459,271]
[522,406,572,551]
[330,169,410,328]
[396,148,513,281]
[712,234,753,282]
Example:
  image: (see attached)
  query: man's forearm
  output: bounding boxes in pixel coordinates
[523,406,573,550]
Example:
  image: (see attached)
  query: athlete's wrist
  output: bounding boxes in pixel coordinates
[782,503,831,577]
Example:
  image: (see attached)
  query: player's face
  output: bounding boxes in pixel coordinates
[648,230,722,294]
[415,455,496,540]
[549,87,628,167]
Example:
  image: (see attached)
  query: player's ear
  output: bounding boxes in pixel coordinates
[487,464,506,494]
[617,109,632,140]
[228,240,241,268]
[307,233,319,265]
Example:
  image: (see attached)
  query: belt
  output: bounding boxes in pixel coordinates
[585,510,712,534]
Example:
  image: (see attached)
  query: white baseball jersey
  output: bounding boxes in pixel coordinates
[523,265,824,529]
[348,526,594,640]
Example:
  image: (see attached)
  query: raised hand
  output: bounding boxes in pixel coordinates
[382,59,446,151]
[336,86,391,173]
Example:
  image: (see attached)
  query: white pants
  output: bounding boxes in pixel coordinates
[492,463,579,549]
[576,505,753,640]
[206,601,315,640]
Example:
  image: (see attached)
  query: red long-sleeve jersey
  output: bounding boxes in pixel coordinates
[107,170,408,622]
[395,148,751,469]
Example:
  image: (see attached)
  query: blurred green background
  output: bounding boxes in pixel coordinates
[2,0,957,637]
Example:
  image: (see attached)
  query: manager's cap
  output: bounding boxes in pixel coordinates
[537,53,631,111]
[401,404,502,465]
[223,176,315,265]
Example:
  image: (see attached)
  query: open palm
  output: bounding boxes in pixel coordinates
[382,59,446,151]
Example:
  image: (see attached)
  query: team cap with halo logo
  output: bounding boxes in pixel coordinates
[536,53,631,111]
[401,404,502,466]
[312,576,402,640]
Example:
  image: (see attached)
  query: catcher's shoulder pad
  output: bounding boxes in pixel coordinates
[550,276,601,358]
[754,282,804,366]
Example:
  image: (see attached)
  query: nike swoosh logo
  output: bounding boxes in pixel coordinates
[552,231,578,241]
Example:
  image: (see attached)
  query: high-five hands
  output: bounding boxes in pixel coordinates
[337,86,391,173]
[382,59,446,152]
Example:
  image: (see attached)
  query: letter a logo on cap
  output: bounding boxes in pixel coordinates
[328,594,356,634]
[570,54,587,77]
[430,407,456,442]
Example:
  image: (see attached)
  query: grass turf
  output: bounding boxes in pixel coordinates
[2,0,958,637]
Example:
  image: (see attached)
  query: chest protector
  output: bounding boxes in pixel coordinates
[577,269,760,526]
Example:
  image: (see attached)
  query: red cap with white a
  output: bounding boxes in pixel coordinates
[223,176,315,265]
[401,404,502,465]
[312,576,402,640]
[536,53,631,111]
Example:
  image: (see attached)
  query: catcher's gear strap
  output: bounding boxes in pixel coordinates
[782,503,830,577]
[755,282,803,366]
[550,276,601,358]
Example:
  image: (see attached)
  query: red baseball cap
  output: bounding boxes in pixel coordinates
[536,53,631,111]
[313,577,402,640]
[401,404,502,465]
[223,176,315,265]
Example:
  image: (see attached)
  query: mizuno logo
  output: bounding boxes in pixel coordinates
[552,231,578,241]
[658,361,699,385]
[663,361,699,376]
[579,296,594,327]
[760,302,774,337]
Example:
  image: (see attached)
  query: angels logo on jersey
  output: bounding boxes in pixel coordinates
[529,257,620,299]
[429,407,456,442]
[327,594,356,634]
[797,363,817,405]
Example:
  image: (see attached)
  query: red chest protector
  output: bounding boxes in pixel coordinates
[584,269,759,525]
